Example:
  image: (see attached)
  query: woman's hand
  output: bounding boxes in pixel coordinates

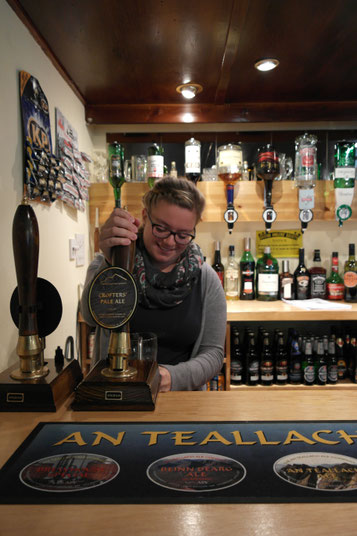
[99,208,141,262]
[158,366,172,392]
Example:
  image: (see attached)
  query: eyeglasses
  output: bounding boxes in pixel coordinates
[148,214,196,245]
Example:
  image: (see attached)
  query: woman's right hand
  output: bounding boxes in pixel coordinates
[99,208,141,262]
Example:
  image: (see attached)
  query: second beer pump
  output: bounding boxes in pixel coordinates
[294,133,317,233]
[217,144,242,233]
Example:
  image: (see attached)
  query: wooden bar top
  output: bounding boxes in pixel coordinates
[1,390,357,535]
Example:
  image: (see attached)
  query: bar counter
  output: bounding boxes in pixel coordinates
[1,389,357,535]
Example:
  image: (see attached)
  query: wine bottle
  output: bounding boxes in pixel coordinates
[256,246,279,301]
[212,241,224,288]
[344,243,357,302]
[294,248,310,299]
[279,260,294,300]
[225,245,239,300]
[185,137,201,183]
[326,252,344,300]
[147,143,164,188]
[309,249,326,299]
[239,238,255,300]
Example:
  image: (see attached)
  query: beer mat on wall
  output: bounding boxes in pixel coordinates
[1,421,357,504]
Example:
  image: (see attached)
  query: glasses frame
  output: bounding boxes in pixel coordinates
[147,214,196,245]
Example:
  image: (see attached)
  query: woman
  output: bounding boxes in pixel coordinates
[81,176,227,391]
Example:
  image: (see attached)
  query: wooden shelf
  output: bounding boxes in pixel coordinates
[89,181,357,225]
[230,380,357,391]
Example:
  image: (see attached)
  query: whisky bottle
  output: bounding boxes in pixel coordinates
[302,338,315,385]
[185,137,201,183]
[260,333,274,386]
[256,246,279,301]
[239,237,255,300]
[309,249,326,299]
[279,260,294,300]
[294,248,310,299]
[212,241,224,288]
[326,252,344,300]
[344,243,357,302]
[225,245,239,300]
[147,143,164,188]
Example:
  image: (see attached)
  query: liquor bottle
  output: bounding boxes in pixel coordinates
[316,338,327,385]
[256,246,279,301]
[334,141,355,226]
[288,329,302,384]
[246,333,259,386]
[185,137,201,183]
[108,141,125,203]
[239,238,255,300]
[275,332,288,385]
[94,207,100,256]
[225,245,239,300]
[326,252,344,300]
[242,161,250,181]
[230,329,243,385]
[147,143,164,188]
[212,241,224,288]
[170,161,178,178]
[336,335,347,379]
[260,333,274,386]
[294,248,310,299]
[327,337,338,384]
[344,243,357,302]
[279,260,294,300]
[309,249,327,299]
[302,338,315,385]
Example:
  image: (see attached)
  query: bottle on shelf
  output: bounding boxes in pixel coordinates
[335,335,347,380]
[256,246,279,301]
[242,160,250,181]
[94,207,100,256]
[275,331,288,385]
[294,248,310,299]
[246,333,259,386]
[170,161,178,178]
[185,137,201,183]
[279,260,294,300]
[326,252,344,300]
[230,328,244,385]
[327,337,338,384]
[239,237,255,300]
[316,338,327,385]
[147,142,164,188]
[309,249,327,299]
[225,245,239,300]
[212,241,224,288]
[260,332,274,386]
[344,243,357,302]
[302,338,315,385]
[350,336,357,383]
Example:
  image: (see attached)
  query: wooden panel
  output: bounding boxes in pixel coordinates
[89,181,357,225]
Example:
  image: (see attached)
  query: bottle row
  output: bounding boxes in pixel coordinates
[230,326,357,387]
[212,240,357,302]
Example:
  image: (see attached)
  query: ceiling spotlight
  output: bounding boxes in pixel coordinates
[176,83,203,99]
[254,59,279,72]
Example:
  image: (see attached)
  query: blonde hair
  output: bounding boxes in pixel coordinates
[142,176,205,223]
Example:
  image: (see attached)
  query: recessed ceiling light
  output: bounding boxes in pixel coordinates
[254,59,279,72]
[176,83,203,99]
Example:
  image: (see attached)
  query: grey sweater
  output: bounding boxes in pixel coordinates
[80,254,227,391]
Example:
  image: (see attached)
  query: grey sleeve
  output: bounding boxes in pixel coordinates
[163,264,227,391]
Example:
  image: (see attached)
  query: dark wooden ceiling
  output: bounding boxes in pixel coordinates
[7,0,357,124]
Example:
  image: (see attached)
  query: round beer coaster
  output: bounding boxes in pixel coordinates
[146,452,246,492]
[20,453,120,492]
[274,452,357,491]
[88,266,137,329]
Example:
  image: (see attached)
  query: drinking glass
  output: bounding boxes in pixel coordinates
[130,332,158,361]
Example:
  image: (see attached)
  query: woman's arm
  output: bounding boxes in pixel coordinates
[162,264,227,390]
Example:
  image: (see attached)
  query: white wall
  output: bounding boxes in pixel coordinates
[0,1,92,372]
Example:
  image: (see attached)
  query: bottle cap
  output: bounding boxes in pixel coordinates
[282,260,289,273]
[264,246,271,254]
[313,249,321,261]
[215,241,220,250]
[244,237,251,250]
[229,245,235,254]
[349,243,355,255]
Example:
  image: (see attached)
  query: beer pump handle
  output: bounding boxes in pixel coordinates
[12,202,39,336]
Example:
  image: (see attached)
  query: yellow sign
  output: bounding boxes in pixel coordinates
[256,230,302,258]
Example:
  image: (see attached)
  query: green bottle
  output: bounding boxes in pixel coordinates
[256,246,279,301]
[147,143,164,188]
[108,142,125,206]
[239,237,255,300]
